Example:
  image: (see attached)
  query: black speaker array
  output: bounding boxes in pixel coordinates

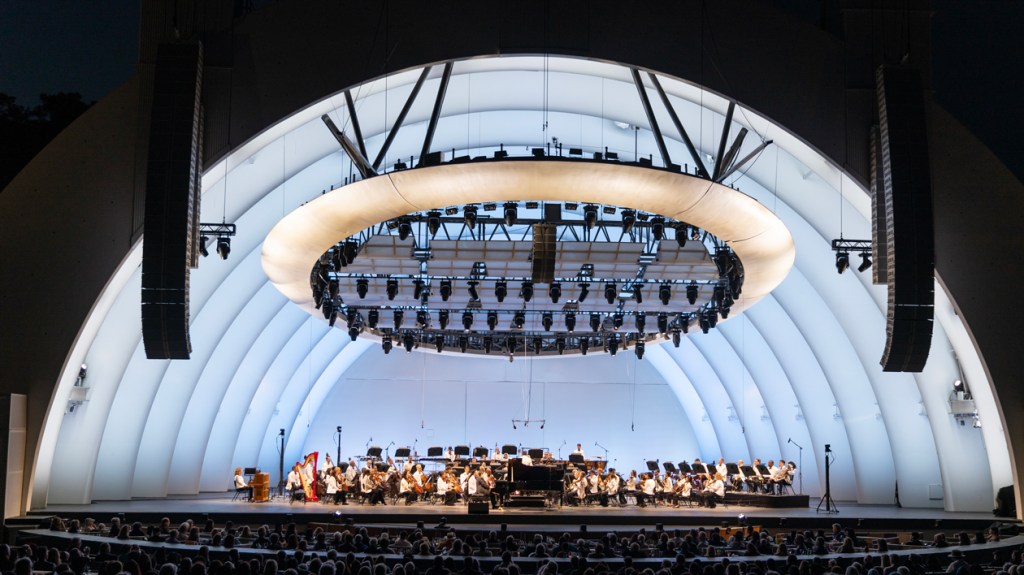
[875,66,934,372]
[141,42,204,360]
[531,223,557,284]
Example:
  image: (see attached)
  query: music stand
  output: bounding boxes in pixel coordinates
[645,460,659,472]
[663,462,677,473]
[454,445,470,458]
[726,462,740,475]
[528,448,543,460]
[394,447,411,458]
[568,454,585,464]
[366,446,382,459]
[427,446,443,458]
[473,446,489,458]
[756,464,770,476]
[375,462,389,473]
[741,465,756,476]
[501,444,518,455]
[691,463,707,474]
[337,462,349,472]
[243,467,258,476]
[678,462,692,474]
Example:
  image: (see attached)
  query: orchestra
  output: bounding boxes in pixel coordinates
[231,443,800,510]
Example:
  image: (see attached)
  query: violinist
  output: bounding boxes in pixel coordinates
[360,468,386,505]
[604,469,623,505]
[399,472,416,505]
[324,467,340,503]
[672,475,693,508]
[285,464,303,502]
[333,467,349,505]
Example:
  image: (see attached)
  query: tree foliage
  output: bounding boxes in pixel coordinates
[0,92,92,191]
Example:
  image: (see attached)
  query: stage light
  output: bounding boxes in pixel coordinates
[953,379,965,393]
[635,340,645,360]
[602,206,617,215]
[608,336,619,356]
[533,336,542,354]
[659,283,672,305]
[435,336,444,353]
[632,284,643,303]
[590,313,601,332]
[577,282,590,302]
[680,315,690,334]
[438,309,450,329]
[216,237,231,260]
[444,206,458,216]
[564,202,578,211]
[604,282,617,304]
[542,312,553,331]
[580,338,589,355]
[403,332,415,353]
[583,204,598,229]
[345,307,357,326]
[463,205,478,230]
[506,337,517,354]
[549,282,562,303]
[356,279,369,299]
[484,336,493,354]
[621,210,636,234]
[513,311,526,328]
[635,313,646,333]
[613,312,624,331]
[386,278,399,300]
[690,227,702,241]
[657,312,668,333]
[674,224,688,248]
[462,311,473,330]
[651,216,665,240]
[398,217,412,241]
[199,235,209,257]
[328,310,338,327]
[426,210,441,237]
[393,310,404,329]
[367,308,379,328]
[699,314,710,334]
[467,281,480,301]
[672,330,681,347]
[503,202,518,226]
[565,312,576,333]
[857,252,872,273]
[521,281,534,302]
[713,285,725,307]
[686,283,698,305]
[382,336,392,354]
[495,281,507,302]
[413,280,424,300]
[487,311,498,330]
[459,335,469,353]
[440,279,452,301]
[556,337,566,354]
[343,239,358,264]
[835,252,850,274]
[348,326,359,341]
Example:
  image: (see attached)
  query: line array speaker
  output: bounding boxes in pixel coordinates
[531,223,556,284]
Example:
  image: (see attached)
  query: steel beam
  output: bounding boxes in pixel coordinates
[717,139,773,182]
[321,114,377,179]
[372,66,431,170]
[716,127,748,182]
[712,101,735,181]
[630,68,672,166]
[648,73,709,178]
[343,90,368,160]
[420,61,453,161]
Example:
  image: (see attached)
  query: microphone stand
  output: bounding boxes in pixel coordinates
[413,438,419,458]
[557,440,566,460]
[334,426,342,469]
[385,441,395,461]
[788,438,804,495]
[594,442,609,462]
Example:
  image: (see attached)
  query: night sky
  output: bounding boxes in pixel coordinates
[1,0,1020,181]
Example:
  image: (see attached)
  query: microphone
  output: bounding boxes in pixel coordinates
[787,438,792,444]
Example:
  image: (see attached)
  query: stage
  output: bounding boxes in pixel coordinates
[18,491,1008,532]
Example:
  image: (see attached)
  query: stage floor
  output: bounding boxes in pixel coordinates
[28,492,1006,530]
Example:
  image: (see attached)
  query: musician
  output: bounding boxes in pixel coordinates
[700,473,726,508]
[346,459,358,487]
[324,468,340,503]
[673,475,693,508]
[445,447,456,462]
[749,458,766,492]
[625,469,639,497]
[403,455,415,474]
[413,463,426,486]
[771,460,791,494]
[233,467,253,501]
[588,469,608,507]
[715,458,728,479]
[605,469,623,505]
[732,459,747,491]
[637,473,657,507]
[360,469,386,505]
[458,465,473,499]
[571,443,586,459]
[399,472,416,505]
[324,453,334,471]
[436,470,457,505]
[285,464,304,501]
[333,467,349,505]
[466,468,479,496]
[521,450,533,466]
[657,471,674,504]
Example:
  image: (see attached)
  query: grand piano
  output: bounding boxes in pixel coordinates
[494,459,566,507]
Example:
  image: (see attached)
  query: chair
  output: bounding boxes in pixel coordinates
[232,487,250,501]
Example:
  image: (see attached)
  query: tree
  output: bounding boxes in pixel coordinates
[0,92,92,191]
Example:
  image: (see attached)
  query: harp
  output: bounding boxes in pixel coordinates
[299,451,319,501]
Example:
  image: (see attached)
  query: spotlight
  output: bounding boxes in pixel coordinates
[444,207,458,216]
[403,332,415,353]
[577,282,590,302]
[495,281,508,302]
[467,281,480,301]
[659,283,672,305]
[635,313,646,333]
[199,235,209,257]
[680,315,690,334]
[521,281,534,302]
[590,313,601,332]
[346,307,358,326]
[580,338,589,355]
[686,283,698,305]
[549,283,562,303]
[484,336,493,354]
[857,252,872,273]
[635,340,645,360]
[459,335,469,353]
[506,337,517,354]
[690,227,702,241]
[426,210,441,237]
[632,284,643,303]
[216,237,231,260]
[343,239,358,264]
[435,336,445,353]
[713,285,725,307]
[542,312,553,331]
[613,312,624,331]
[382,336,393,354]
[438,309,450,329]
[604,282,617,304]
[651,216,665,240]
[565,312,576,333]
[513,311,526,329]
[463,205,478,230]
[583,204,599,229]
[393,310,404,329]
[462,311,474,330]
[348,326,359,341]
[78,364,87,381]
[356,279,369,299]
[413,280,424,300]
[674,224,688,248]
[608,336,619,356]
[835,252,850,274]
[602,206,617,215]
[386,278,399,300]
[533,336,542,354]
[503,202,518,227]
[398,217,412,241]
[367,308,379,328]
[556,337,566,354]
[672,330,681,347]
[440,279,452,301]
[621,210,636,234]
[699,314,710,334]
[487,311,498,330]
[328,310,338,327]
[657,312,668,333]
